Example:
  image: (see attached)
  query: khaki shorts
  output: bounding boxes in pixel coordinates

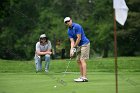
[76,43,90,60]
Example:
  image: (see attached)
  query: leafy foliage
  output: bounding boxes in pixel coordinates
[0,0,139,60]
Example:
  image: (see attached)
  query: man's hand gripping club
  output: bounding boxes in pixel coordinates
[70,47,77,57]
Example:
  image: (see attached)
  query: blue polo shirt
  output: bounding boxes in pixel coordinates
[67,23,90,46]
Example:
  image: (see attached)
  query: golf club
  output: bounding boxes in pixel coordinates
[61,45,87,77]
[62,57,72,78]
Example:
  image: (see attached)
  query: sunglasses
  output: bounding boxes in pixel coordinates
[40,38,46,40]
[65,20,70,24]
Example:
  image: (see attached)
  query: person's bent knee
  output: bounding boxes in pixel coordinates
[45,54,50,58]
[45,55,50,61]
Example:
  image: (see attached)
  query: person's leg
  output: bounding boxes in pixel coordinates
[80,43,90,79]
[76,49,83,77]
[74,44,90,82]
[80,59,87,78]
[74,59,87,82]
[34,55,42,72]
[45,54,50,72]
[77,60,83,77]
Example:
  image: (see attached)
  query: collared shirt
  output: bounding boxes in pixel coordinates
[67,23,90,46]
[36,40,52,52]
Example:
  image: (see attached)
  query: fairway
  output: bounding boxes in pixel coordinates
[0,72,139,93]
[0,57,140,93]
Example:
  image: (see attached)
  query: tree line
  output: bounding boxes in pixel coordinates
[0,0,140,60]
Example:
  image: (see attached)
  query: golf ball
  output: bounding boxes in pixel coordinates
[54,86,57,88]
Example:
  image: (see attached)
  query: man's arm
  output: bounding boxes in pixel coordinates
[69,38,75,57]
[74,34,81,47]
[69,34,81,57]
[70,34,81,48]
[36,50,52,56]
[70,38,75,48]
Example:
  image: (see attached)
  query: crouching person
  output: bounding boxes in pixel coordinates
[34,34,52,73]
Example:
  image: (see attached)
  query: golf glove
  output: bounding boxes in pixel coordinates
[70,47,76,57]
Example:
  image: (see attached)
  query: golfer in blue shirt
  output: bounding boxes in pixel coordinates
[64,17,90,82]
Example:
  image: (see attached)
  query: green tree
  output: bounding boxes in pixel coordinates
[90,0,113,57]
[117,0,140,56]
[0,0,140,60]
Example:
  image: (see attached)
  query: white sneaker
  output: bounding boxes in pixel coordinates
[74,78,83,82]
[74,77,88,82]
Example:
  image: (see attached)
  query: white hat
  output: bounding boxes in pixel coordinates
[64,17,71,23]
[40,34,46,38]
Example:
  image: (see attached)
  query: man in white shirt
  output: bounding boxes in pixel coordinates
[34,34,52,72]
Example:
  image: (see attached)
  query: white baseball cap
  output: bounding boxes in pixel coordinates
[64,17,71,23]
[40,34,46,38]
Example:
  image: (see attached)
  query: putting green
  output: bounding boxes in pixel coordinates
[0,72,139,93]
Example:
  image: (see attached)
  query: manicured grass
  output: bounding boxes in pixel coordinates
[0,72,139,93]
[0,57,140,93]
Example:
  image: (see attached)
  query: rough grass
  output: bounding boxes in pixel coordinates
[0,57,140,73]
